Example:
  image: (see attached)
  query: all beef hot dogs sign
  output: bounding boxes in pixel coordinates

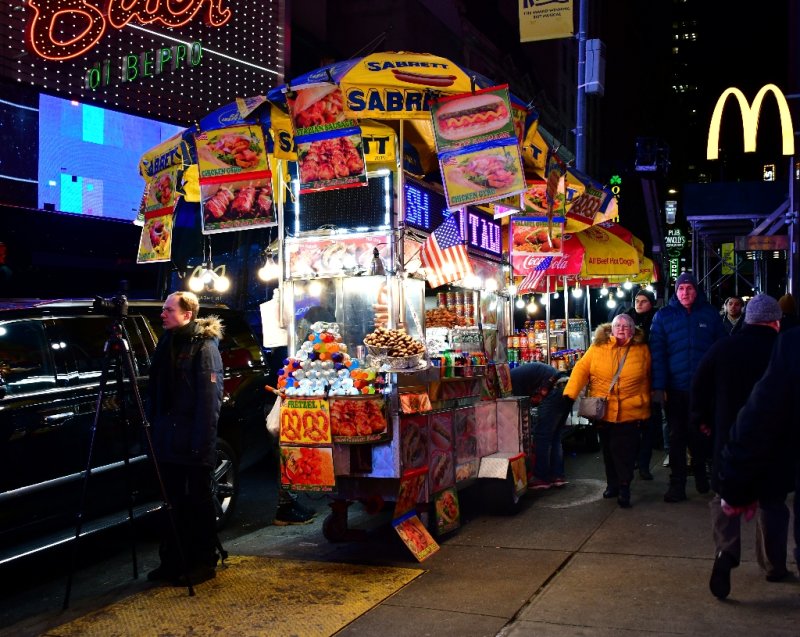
[9,0,284,124]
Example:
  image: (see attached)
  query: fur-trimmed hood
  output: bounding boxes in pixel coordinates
[591,322,646,347]
[194,315,224,340]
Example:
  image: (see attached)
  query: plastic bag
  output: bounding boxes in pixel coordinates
[266,398,281,437]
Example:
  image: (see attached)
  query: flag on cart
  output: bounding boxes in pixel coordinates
[420,215,473,288]
[518,256,553,292]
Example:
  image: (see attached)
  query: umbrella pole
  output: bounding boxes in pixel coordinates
[585,285,591,331]
[563,276,568,322]
[545,277,551,364]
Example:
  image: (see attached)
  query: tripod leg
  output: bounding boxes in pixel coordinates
[114,360,139,580]
[63,351,114,610]
[118,339,195,596]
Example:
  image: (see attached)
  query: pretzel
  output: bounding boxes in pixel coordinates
[281,410,301,441]
[303,410,329,442]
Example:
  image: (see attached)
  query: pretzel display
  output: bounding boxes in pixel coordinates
[281,410,301,441]
[302,409,330,442]
[364,327,424,357]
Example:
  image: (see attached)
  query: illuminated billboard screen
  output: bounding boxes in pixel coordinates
[38,94,184,220]
[0,0,285,126]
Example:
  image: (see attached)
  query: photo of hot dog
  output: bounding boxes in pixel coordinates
[391,69,457,87]
[435,93,510,142]
[430,419,452,451]
[430,451,454,492]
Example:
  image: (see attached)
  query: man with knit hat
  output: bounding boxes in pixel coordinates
[650,272,725,502]
[690,293,790,598]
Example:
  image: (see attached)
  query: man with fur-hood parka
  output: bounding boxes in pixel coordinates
[147,291,224,586]
[563,315,651,507]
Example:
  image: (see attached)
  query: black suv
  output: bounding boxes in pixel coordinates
[0,299,271,566]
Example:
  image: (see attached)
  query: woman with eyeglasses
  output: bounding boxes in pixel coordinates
[562,314,651,507]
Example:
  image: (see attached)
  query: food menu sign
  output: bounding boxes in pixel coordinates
[136,133,188,263]
[431,85,516,152]
[279,398,335,492]
[510,216,565,272]
[286,86,368,193]
[433,85,526,209]
[195,124,276,234]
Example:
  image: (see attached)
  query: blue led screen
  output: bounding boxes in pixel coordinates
[37,94,184,220]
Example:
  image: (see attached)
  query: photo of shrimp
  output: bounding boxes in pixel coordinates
[201,178,276,234]
[195,125,268,177]
[297,133,366,191]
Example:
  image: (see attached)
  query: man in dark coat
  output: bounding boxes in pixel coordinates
[627,287,659,479]
[721,296,744,335]
[718,326,800,589]
[650,272,725,502]
[147,291,224,585]
[690,294,789,599]
[510,362,570,489]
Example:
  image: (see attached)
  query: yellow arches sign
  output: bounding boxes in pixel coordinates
[707,83,794,160]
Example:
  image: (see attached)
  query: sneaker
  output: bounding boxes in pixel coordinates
[550,477,569,488]
[528,478,552,491]
[274,503,316,526]
[709,550,736,599]
[617,486,631,508]
[662,454,670,468]
[664,485,687,503]
[765,569,790,583]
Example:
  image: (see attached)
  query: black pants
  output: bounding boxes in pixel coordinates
[665,390,706,487]
[598,421,641,488]
[158,463,218,572]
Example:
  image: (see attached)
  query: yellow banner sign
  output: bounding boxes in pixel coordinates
[280,398,332,445]
[519,0,574,43]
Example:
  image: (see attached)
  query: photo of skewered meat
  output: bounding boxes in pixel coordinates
[298,136,365,184]
[206,187,235,218]
[203,182,274,225]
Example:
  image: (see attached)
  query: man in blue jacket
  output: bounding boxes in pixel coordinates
[649,272,725,502]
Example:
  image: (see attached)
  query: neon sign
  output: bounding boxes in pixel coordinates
[85,42,202,89]
[26,0,232,61]
[707,84,795,160]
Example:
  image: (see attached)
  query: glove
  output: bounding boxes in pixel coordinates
[651,389,666,405]
[721,499,757,521]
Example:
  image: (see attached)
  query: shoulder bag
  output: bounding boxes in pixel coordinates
[577,343,632,420]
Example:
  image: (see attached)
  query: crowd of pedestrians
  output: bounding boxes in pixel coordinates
[513,279,800,602]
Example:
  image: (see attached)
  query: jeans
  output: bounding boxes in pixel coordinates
[531,386,570,481]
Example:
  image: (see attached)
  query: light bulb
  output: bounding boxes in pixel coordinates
[526,301,538,314]
[202,268,214,285]
[213,274,230,293]
[616,288,625,298]
[485,278,498,292]
[507,284,518,295]
[188,276,204,293]
[516,298,526,309]
[645,284,654,292]
[600,286,609,297]
[308,280,323,297]
[572,286,583,298]
[540,295,549,306]
[607,298,617,308]
[623,280,633,290]
[553,291,560,300]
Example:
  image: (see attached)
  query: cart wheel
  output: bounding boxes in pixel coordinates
[483,469,522,516]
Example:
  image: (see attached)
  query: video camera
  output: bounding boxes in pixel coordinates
[93,281,129,320]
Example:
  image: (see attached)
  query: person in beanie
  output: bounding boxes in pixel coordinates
[649,272,725,502]
[626,287,659,479]
[147,291,224,586]
[778,293,799,332]
[690,294,790,599]
[721,296,745,335]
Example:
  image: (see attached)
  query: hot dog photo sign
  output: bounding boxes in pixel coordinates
[431,85,516,152]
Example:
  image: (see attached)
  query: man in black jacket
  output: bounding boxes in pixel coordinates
[147,291,224,585]
[690,294,790,599]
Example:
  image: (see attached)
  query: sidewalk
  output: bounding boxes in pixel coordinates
[9,450,800,636]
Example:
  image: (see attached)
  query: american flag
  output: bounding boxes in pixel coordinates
[420,215,473,288]
[518,256,553,292]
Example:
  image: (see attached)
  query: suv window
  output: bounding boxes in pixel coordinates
[53,316,116,382]
[0,319,55,395]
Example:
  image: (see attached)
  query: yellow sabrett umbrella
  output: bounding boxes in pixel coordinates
[280,52,501,120]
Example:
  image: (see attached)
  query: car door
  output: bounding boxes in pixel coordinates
[0,317,75,549]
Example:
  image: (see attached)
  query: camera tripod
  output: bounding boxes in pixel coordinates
[64,318,196,609]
